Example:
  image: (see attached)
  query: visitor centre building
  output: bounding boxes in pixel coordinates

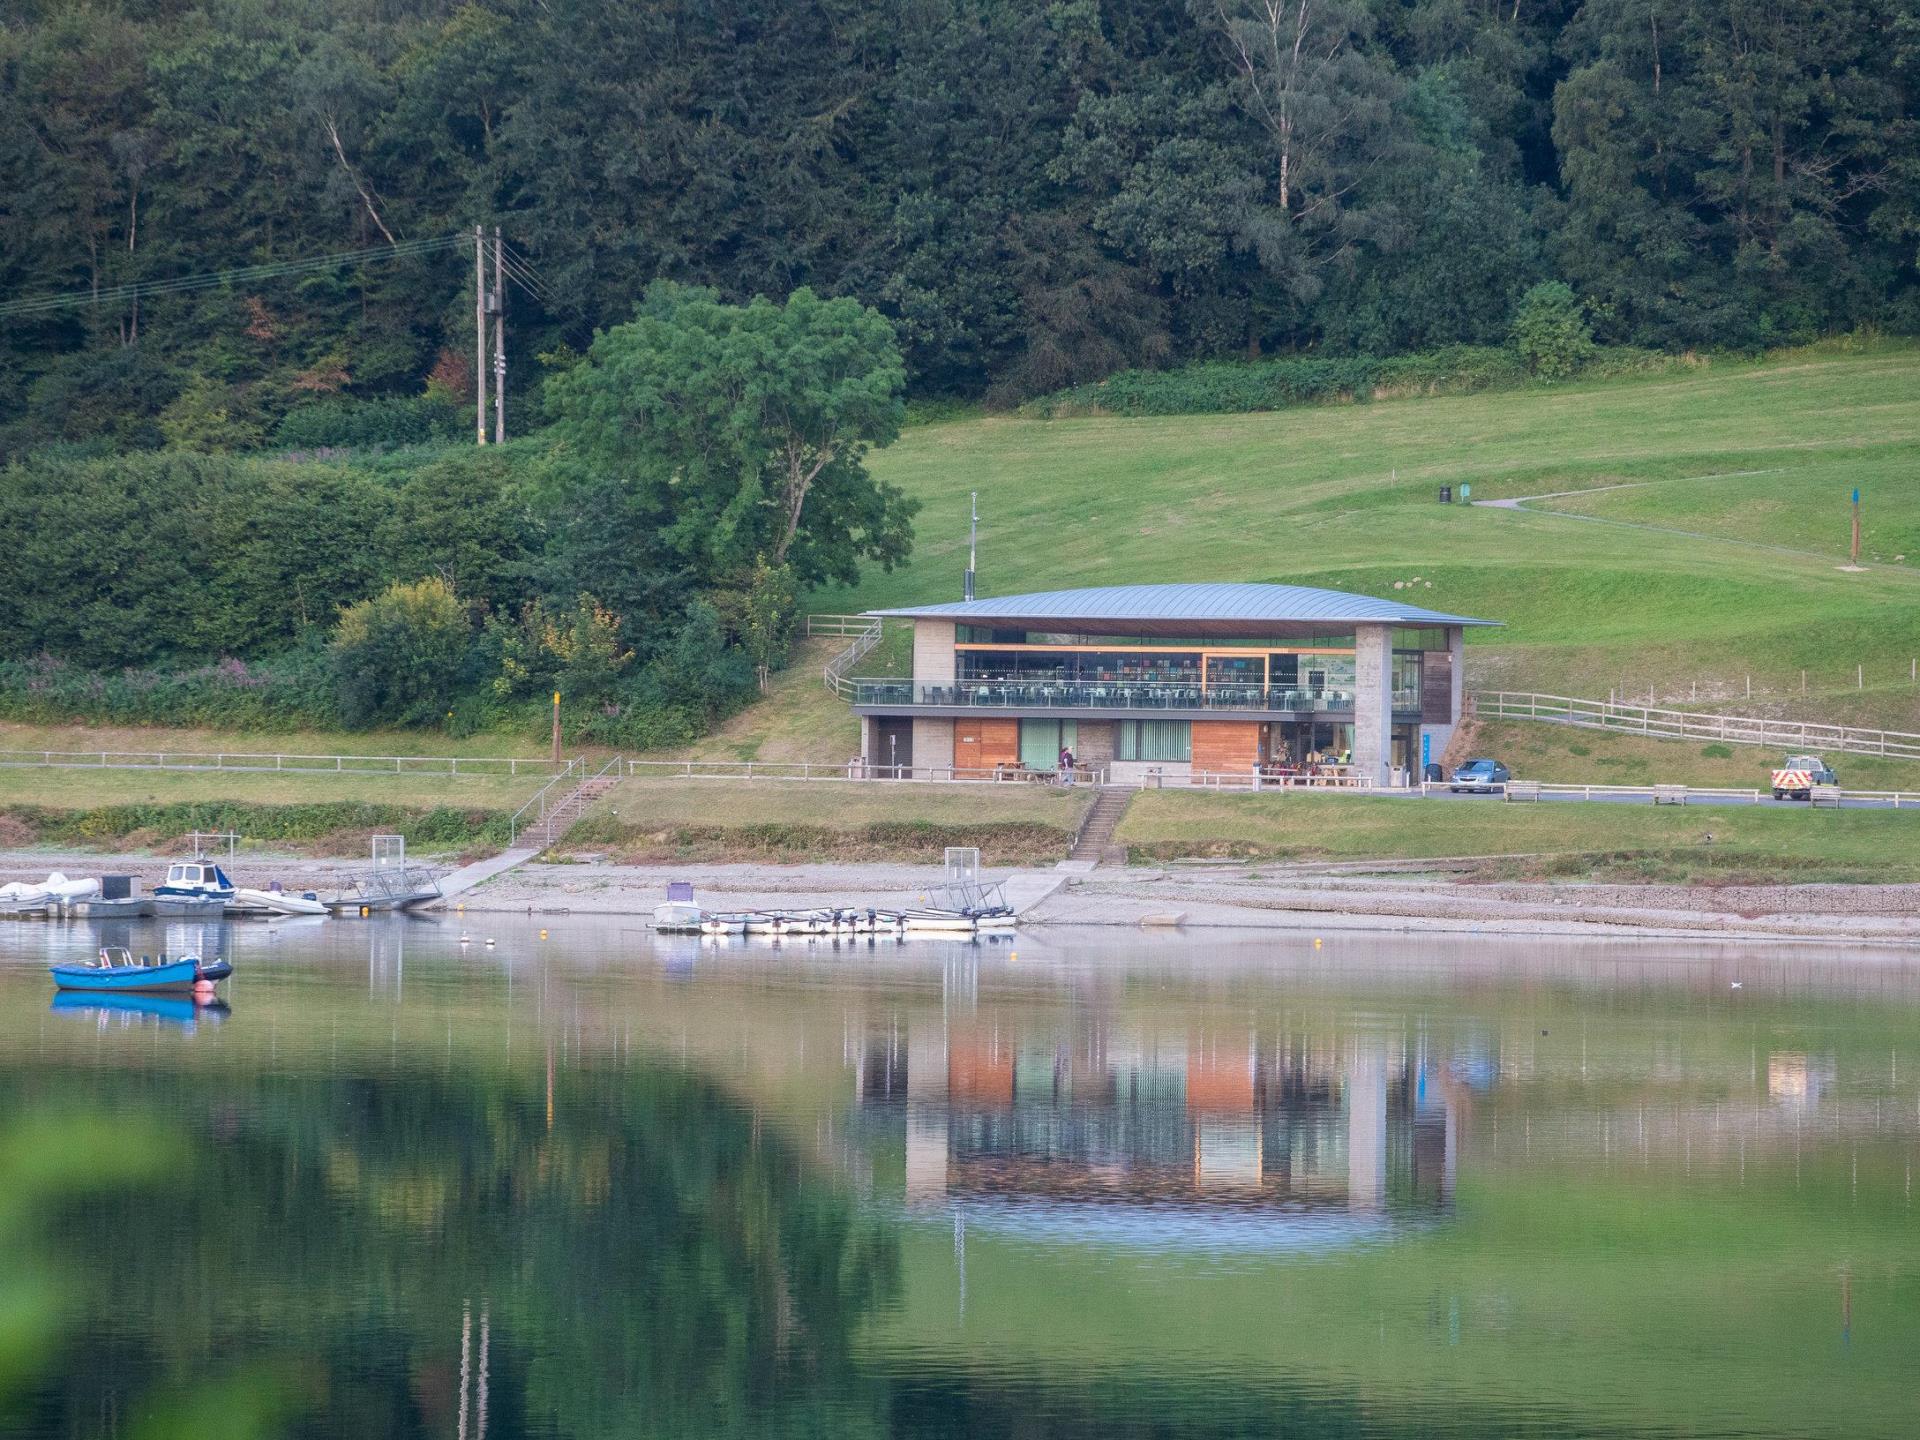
[848,582,1498,786]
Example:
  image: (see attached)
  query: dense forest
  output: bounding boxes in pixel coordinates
[4,0,1917,451]
[2,0,1917,739]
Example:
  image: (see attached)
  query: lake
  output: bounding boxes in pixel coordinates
[1,914,1916,1438]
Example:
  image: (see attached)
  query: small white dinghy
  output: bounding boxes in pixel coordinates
[236,887,327,916]
[903,908,977,933]
[700,913,748,936]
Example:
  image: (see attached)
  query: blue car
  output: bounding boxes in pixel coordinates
[1449,758,1511,794]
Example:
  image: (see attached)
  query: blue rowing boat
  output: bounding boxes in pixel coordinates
[49,946,213,994]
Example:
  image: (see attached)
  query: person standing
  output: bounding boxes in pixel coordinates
[1059,745,1076,786]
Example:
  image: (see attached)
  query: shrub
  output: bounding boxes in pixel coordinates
[1026,345,1527,418]
[274,393,465,451]
[330,578,472,728]
[0,648,337,729]
[1510,282,1596,379]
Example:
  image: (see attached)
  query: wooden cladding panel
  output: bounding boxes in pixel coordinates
[1421,649,1453,723]
[953,717,1019,777]
[1191,721,1260,773]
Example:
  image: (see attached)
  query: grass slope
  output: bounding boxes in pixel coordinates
[822,342,1920,722]
[580,777,1094,864]
[1117,790,1920,881]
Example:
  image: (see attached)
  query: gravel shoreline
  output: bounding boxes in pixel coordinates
[3,850,1915,945]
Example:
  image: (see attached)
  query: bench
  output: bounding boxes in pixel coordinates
[1653,784,1688,805]
[1810,783,1843,808]
[1504,780,1542,802]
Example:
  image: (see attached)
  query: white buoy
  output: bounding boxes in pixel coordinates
[459,934,471,944]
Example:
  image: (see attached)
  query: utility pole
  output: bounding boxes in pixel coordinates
[493,225,506,444]
[474,225,487,446]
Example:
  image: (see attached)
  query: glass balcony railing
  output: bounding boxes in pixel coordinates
[851,680,1424,713]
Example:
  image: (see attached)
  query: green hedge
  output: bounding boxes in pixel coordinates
[2,801,510,851]
[1024,343,1676,418]
[274,394,466,451]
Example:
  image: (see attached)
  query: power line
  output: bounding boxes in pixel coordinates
[496,242,558,307]
[0,233,466,320]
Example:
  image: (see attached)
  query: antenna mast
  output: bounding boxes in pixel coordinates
[965,491,978,601]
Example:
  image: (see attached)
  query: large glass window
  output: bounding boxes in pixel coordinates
[1392,651,1422,699]
[1019,719,1077,770]
[1118,720,1192,762]
[1206,656,1263,687]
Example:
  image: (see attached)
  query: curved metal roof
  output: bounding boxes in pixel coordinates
[867,582,1496,627]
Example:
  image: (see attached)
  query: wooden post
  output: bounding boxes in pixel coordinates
[551,691,561,765]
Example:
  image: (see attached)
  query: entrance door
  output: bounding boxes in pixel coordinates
[874,718,913,777]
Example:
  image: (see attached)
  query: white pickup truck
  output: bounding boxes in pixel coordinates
[1771,754,1836,801]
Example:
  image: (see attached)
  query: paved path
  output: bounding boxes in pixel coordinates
[434,847,540,903]
[1422,788,1911,811]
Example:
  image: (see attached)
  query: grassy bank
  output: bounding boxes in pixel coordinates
[573,778,1094,864]
[0,799,512,857]
[1116,790,1920,883]
[827,342,1920,710]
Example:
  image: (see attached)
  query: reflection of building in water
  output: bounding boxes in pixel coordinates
[871,1016,1456,1222]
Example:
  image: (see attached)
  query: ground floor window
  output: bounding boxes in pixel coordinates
[1118,720,1191,762]
[1267,721,1351,765]
[1018,719,1078,771]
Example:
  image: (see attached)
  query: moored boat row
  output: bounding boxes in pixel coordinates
[688,904,1017,937]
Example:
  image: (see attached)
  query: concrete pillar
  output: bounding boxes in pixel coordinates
[859,715,876,774]
[1353,622,1393,785]
[911,717,954,778]
[1449,625,1465,727]
[906,1017,949,1208]
[912,620,957,695]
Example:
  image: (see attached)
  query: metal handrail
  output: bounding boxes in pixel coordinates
[850,681,1418,713]
[822,617,884,698]
[1476,691,1920,761]
[507,757,584,845]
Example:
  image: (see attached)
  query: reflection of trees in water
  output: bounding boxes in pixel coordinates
[0,1063,898,1438]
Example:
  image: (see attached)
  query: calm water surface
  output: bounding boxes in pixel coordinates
[1,915,1917,1438]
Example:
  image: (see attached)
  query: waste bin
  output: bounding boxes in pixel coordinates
[1423,762,1443,783]
[1439,485,1452,503]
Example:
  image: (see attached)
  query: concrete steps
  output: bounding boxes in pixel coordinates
[1066,786,1134,868]
[528,776,617,852]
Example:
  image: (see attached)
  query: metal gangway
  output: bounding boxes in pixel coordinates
[324,834,445,913]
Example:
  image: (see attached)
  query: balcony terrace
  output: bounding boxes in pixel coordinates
[852,679,1421,716]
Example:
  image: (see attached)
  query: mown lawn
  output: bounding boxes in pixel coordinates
[1117,789,1920,881]
[600,776,1093,830]
[1469,720,1920,791]
[0,764,543,812]
[822,342,1920,708]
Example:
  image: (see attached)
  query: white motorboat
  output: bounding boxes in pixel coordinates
[0,879,55,914]
[156,859,236,905]
[653,881,703,933]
